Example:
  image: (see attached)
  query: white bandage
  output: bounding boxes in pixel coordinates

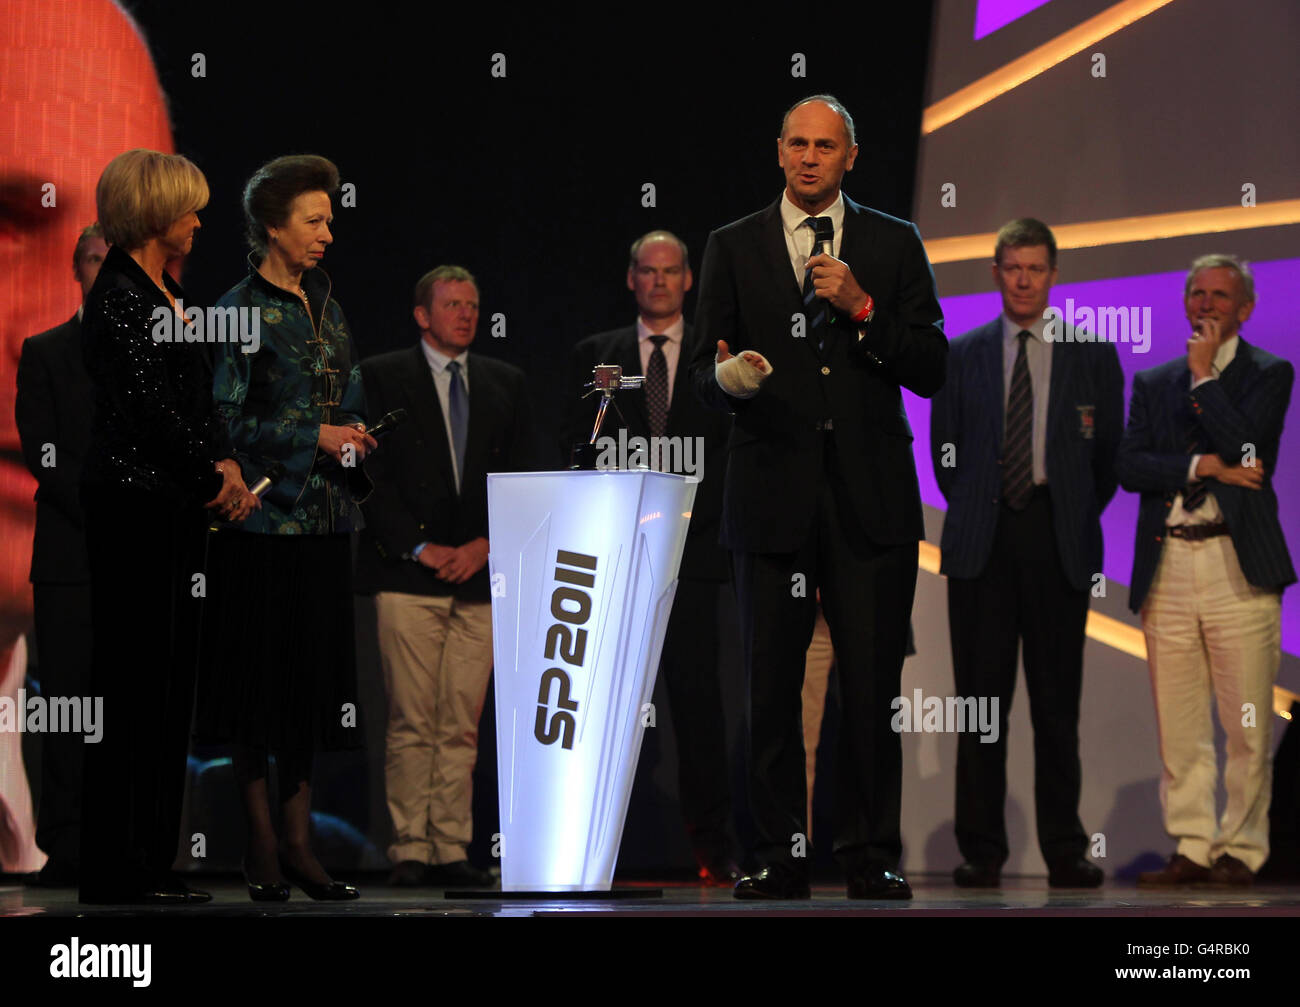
[715,351,773,399]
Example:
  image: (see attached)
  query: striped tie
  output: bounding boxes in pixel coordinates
[802,216,831,348]
[1002,330,1034,510]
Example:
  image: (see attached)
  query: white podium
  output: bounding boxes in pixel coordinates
[486,470,697,891]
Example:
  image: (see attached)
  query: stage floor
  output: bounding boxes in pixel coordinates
[5,875,1299,917]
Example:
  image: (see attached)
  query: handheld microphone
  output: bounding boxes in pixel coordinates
[812,216,834,257]
[365,408,408,439]
[249,462,287,499]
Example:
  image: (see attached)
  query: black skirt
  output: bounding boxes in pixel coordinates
[194,529,362,752]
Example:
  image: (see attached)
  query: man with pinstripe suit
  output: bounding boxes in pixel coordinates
[931,219,1123,888]
[1119,255,1294,888]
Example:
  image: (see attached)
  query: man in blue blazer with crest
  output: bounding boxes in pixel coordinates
[931,218,1123,889]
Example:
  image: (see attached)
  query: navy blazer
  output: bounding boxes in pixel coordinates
[355,345,535,602]
[561,323,732,581]
[689,194,946,552]
[930,318,1124,592]
[1116,337,1296,612]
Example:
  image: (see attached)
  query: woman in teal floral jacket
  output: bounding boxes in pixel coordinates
[197,154,374,902]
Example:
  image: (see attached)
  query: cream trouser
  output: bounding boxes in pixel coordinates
[1141,535,1281,872]
[376,592,494,866]
[800,609,835,837]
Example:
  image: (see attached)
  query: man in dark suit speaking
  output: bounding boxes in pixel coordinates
[689,94,946,899]
[357,265,533,889]
[930,219,1122,889]
[1119,255,1294,888]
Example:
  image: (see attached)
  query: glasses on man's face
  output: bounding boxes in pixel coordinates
[998,264,1050,280]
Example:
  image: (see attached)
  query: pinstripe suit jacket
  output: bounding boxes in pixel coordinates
[931,318,1124,591]
[1116,337,1296,612]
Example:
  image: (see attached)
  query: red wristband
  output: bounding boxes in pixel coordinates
[851,295,875,324]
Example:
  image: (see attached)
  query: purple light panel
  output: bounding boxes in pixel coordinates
[974,0,1054,39]
[905,257,1300,654]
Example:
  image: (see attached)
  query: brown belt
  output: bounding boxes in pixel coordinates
[1168,522,1229,541]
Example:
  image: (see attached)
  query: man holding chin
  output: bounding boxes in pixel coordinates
[1118,255,1295,888]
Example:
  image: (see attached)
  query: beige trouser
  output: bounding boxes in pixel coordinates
[376,591,494,866]
[800,609,835,837]
[1142,535,1282,873]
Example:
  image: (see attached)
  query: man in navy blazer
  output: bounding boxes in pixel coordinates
[689,95,946,900]
[930,219,1123,889]
[1118,255,1294,888]
[357,265,534,890]
[561,230,739,884]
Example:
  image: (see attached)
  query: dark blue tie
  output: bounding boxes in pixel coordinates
[1002,330,1034,510]
[447,358,467,490]
[802,216,830,348]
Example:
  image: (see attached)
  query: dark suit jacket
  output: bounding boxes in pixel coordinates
[1117,337,1296,612]
[688,194,946,552]
[930,318,1124,592]
[355,344,533,602]
[561,323,732,581]
[15,314,93,583]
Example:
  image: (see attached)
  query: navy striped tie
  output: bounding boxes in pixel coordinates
[1002,330,1034,510]
[1183,420,1210,511]
[802,216,831,348]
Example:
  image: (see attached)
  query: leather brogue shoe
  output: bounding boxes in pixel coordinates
[387,860,431,887]
[953,862,1000,888]
[1207,854,1253,887]
[1137,853,1210,888]
[733,866,811,900]
[1048,857,1103,888]
[847,866,912,900]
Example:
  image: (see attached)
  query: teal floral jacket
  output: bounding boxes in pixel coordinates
[212,260,370,534]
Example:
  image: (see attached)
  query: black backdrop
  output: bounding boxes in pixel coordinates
[116,0,934,874]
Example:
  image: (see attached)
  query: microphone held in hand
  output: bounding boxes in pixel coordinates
[365,408,408,439]
[249,462,287,499]
[812,216,834,257]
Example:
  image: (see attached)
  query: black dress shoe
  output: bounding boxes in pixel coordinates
[953,862,1000,888]
[696,856,743,887]
[425,860,495,888]
[242,859,291,902]
[387,860,431,887]
[847,866,912,900]
[1048,857,1103,888]
[279,858,360,901]
[733,866,811,900]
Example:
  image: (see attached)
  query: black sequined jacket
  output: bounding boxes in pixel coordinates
[80,244,230,506]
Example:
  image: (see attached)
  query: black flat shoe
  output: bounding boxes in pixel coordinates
[279,857,359,901]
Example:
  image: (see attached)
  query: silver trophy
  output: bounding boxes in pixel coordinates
[570,364,644,469]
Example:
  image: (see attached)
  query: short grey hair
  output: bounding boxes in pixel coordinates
[780,94,856,146]
[1185,254,1256,304]
[628,230,689,271]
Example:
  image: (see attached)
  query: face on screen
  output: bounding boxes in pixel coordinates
[993,244,1057,327]
[1185,267,1253,341]
[0,0,172,655]
[777,102,858,215]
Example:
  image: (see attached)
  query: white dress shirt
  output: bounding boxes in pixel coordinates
[780,191,845,288]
